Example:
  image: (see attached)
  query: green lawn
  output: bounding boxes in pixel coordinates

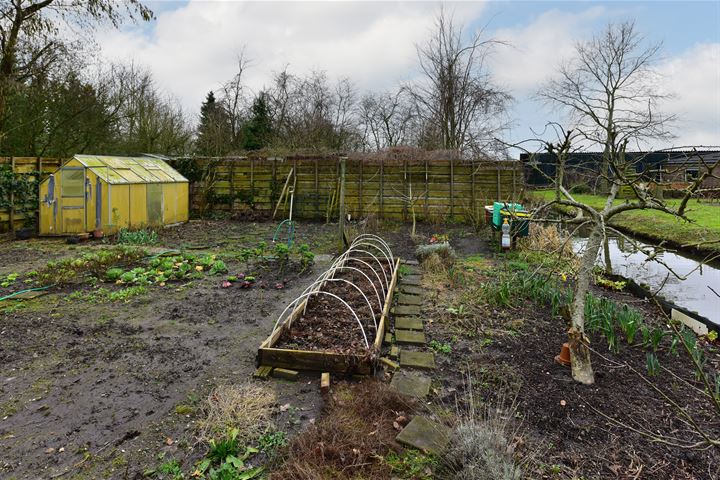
[529,190,720,254]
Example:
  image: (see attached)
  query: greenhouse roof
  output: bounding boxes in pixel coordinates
[73,155,188,184]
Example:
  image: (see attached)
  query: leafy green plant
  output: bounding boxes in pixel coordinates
[257,429,287,454]
[117,228,158,245]
[0,273,19,288]
[429,340,452,354]
[646,352,660,376]
[209,260,228,275]
[273,242,290,264]
[385,449,437,479]
[196,429,263,480]
[617,304,642,344]
[297,243,315,271]
[105,268,124,282]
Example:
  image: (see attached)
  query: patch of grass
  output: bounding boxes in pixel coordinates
[197,383,277,445]
[530,190,720,253]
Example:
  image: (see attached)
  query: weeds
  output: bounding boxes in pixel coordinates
[257,430,287,455]
[117,228,158,245]
[385,450,437,479]
[429,340,452,354]
[38,246,146,285]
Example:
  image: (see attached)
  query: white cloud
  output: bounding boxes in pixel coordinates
[657,43,720,147]
[490,8,720,149]
[97,1,486,116]
[489,6,606,93]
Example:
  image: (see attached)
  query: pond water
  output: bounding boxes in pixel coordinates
[573,236,720,327]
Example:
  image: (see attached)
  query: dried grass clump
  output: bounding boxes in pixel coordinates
[271,381,416,480]
[436,376,528,480]
[417,242,456,266]
[524,224,574,258]
[197,382,277,444]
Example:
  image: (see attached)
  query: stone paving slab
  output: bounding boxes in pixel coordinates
[401,259,420,266]
[390,371,431,398]
[400,285,424,296]
[393,305,421,316]
[395,329,426,345]
[399,350,436,370]
[401,275,422,286]
[396,416,450,454]
[397,294,422,306]
[395,316,424,331]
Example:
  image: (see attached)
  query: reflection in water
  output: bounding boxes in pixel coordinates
[574,237,720,326]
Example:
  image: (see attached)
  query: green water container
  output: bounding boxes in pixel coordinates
[493,202,524,230]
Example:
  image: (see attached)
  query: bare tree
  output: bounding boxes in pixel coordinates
[538,20,674,193]
[266,68,361,150]
[520,125,720,385]
[220,51,251,150]
[358,89,415,151]
[409,8,511,156]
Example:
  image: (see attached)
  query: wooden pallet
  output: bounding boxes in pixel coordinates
[257,257,400,374]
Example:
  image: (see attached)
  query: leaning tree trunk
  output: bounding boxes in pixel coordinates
[603,234,613,275]
[568,222,603,385]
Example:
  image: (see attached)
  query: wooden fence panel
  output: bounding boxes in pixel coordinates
[180,155,522,223]
[0,157,61,232]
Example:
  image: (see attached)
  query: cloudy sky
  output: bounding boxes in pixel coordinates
[97,1,720,152]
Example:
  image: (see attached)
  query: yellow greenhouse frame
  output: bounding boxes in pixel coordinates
[39,155,189,236]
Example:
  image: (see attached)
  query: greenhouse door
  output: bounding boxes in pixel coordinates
[147,184,163,226]
[60,167,86,234]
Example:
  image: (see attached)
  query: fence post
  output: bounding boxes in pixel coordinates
[229,159,235,211]
[338,157,346,252]
[314,158,319,219]
[379,159,384,219]
[358,159,364,218]
[250,158,255,200]
[271,159,278,208]
[470,159,476,223]
[449,157,455,220]
[496,167,501,200]
[424,158,429,220]
[9,156,15,234]
[403,159,408,222]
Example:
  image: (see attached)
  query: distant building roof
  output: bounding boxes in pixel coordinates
[73,155,188,184]
[519,150,720,186]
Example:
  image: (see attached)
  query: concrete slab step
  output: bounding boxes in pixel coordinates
[399,350,436,370]
[397,294,422,306]
[395,329,426,345]
[394,316,424,331]
[401,275,422,286]
[390,371,431,398]
[393,305,421,316]
[400,285,424,296]
[396,416,450,454]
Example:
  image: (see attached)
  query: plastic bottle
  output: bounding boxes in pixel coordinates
[501,218,511,249]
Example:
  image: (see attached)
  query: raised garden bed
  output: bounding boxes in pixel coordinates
[258,236,399,374]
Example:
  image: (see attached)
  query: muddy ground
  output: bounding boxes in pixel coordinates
[0,221,341,479]
[0,219,482,479]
